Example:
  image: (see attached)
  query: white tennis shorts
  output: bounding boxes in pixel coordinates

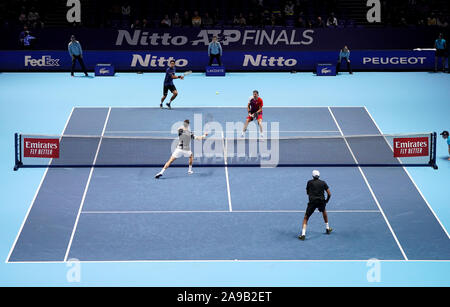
[172,148,192,159]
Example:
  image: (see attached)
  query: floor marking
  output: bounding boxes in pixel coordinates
[6,107,75,263]
[75,106,365,109]
[104,130,341,134]
[81,210,380,214]
[8,259,450,264]
[222,132,233,212]
[363,106,450,239]
[328,107,408,261]
[63,107,112,262]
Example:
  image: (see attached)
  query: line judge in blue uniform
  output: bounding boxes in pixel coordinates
[336,45,352,74]
[208,36,222,66]
[434,33,448,73]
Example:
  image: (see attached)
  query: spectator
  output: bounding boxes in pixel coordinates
[337,45,352,74]
[68,35,88,77]
[160,15,171,27]
[212,8,221,24]
[110,3,121,19]
[203,13,214,27]
[399,17,408,27]
[172,13,182,27]
[142,18,150,29]
[121,2,131,21]
[284,1,295,16]
[427,12,437,26]
[270,13,277,26]
[182,11,191,26]
[238,13,247,26]
[192,11,202,27]
[19,26,36,49]
[247,12,257,26]
[262,10,271,25]
[22,31,36,49]
[19,25,29,45]
[296,16,305,27]
[436,15,448,28]
[232,15,239,26]
[326,12,338,27]
[434,33,447,72]
[440,131,450,160]
[27,8,40,24]
[272,10,284,25]
[131,19,141,29]
[208,35,223,66]
[18,9,27,25]
[316,16,325,28]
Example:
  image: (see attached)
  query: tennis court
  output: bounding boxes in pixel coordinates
[7,106,450,262]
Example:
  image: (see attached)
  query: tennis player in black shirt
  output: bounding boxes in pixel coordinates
[299,170,332,240]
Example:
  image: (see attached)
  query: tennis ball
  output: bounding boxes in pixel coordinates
[216,91,219,95]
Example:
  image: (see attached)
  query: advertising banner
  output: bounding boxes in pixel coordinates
[2,27,443,51]
[0,50,435,72]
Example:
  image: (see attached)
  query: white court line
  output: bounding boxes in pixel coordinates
[222,132,233,212]
[75,106,365,109]
[328,107,408,261]
[104,130,341,134]
[7,259,450,264]
[81,210,380,214]
[364,106,450,239]
[63,107,112,262]
[6,107,75,264]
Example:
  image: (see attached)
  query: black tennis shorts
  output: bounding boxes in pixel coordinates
[305,199,326,218]
[435,49,448,57]
[163,84,177,95]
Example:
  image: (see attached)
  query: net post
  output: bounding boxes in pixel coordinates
[430,132,438,170]
[14,133,23,171]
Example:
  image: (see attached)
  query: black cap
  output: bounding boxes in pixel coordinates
[441,130,449,136]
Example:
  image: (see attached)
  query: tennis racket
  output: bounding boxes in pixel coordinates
[183,70,193,76]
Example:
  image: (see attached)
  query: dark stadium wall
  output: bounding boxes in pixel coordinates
[2,27,448,51]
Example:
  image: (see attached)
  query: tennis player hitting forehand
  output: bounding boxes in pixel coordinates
[299,170,333,240]
[155,119,207,178]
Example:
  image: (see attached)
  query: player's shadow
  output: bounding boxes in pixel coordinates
[283,229,335,241]
[73,75,94,79]
[155,170,214,180]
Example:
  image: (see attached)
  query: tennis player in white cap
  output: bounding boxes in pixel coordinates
[299,170,332,241]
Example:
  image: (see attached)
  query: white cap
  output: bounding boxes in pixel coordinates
[312,170,320,178]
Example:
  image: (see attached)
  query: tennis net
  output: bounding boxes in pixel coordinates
[13,132,438,170]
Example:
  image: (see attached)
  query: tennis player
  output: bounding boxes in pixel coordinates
[441,130,450,160]
[241,90,264,137]
[160,60,184,109]
[155,119,207,178]
[299,170,332,241]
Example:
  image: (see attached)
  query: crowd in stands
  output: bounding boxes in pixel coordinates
[0,0,448,30]
[1,0,46,29]
[107,0,346,29]
[105,0,449,30]
[382,0,449,27]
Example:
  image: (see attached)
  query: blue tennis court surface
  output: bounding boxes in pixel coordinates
[7,106,450,262]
